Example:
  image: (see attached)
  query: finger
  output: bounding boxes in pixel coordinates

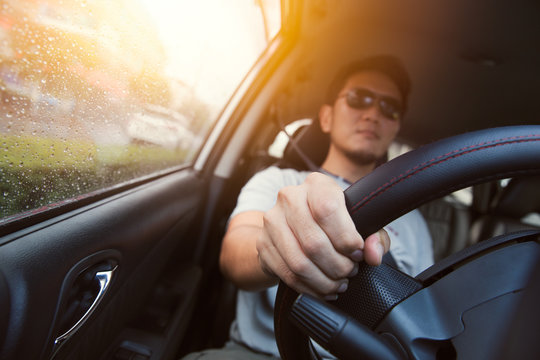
[363,229,391,266]
[278,185,356,281]
[293,224,356,281]
[304,173,365,259]
[260,204,349,297]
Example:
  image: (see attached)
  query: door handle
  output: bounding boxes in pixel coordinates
[53,266,117,349]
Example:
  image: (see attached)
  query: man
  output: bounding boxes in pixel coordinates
[185,56,433,359]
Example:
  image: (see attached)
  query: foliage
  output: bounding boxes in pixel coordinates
[0,135,189,219]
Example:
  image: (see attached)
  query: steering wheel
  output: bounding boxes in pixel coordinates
[275,125,540,360]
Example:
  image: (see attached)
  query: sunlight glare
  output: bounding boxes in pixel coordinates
[139,0,272,107]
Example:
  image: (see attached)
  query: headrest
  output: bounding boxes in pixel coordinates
[493,175,540,218]
[278,117,389,172]
[279,118,330,171]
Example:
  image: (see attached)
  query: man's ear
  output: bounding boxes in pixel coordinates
[319,104,332,133]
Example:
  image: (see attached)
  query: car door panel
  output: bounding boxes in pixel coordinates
[0,169,207,360]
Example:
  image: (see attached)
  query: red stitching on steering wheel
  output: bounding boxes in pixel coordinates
[350,134,540,214]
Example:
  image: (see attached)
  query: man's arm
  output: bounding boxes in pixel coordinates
[220,172,390,299]
[219,210,277,291]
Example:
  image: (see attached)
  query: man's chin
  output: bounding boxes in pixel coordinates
[345,151,379,166]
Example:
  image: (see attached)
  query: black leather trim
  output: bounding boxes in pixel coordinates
[345,126,540,237]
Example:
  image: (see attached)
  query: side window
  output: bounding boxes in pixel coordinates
[0,0,281,222]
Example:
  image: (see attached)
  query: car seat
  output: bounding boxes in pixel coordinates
[470,175,540,244]
[277,117,329,171]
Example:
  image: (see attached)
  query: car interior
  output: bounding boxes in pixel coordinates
[0,0,539,359]
[274,125,540,359]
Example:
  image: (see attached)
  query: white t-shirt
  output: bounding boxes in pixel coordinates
[229,166,434,357]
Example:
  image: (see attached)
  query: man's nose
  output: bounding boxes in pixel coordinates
[361,103,381,122]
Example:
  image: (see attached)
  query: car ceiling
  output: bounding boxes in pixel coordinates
[276,0,540,147]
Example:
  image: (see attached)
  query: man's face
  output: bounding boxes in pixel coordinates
[320,70,403,165]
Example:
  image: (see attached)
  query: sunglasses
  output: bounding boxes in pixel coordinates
[338,88,403,120]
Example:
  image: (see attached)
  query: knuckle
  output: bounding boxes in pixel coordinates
[288,256,311,276]
[323,257,354,280]
[336,230,362,252]
[305,172,341,191]
[280,271,298,287]
[279,264,306,288]
[262,208,279,227]
[276,185,299,203]
[255,234,267,253]
[334,261,355,279]
[305,172,325,184]
[262,210,272,225]
[301,232,325,257]
[311,197,340,222]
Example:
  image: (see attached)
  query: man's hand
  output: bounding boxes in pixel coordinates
[256,172,390,299]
